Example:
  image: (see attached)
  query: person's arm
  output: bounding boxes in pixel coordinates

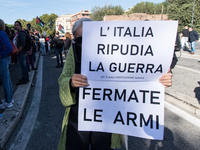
[195,31,199,41]
[0,32,13,58]
[58,47,78,107]
[180,33,183,38]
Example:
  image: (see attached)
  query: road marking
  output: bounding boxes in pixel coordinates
[165,101,200,129]
[9,56,43,150]
[178,53,200,60]
[176,65,200,74]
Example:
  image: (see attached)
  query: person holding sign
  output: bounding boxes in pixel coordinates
[58,18,172,150]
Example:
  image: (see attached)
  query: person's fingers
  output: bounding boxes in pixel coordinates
[73,74,87,80]
[71,74,89,87]
[159,73,172,87]
[72,81,89,87]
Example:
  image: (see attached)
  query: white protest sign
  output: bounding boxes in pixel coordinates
[79,21,178,140]
[78,81,165,140]
[43,31,46,35]
[81,21,178,82]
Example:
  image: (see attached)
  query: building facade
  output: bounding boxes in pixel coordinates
[55,10,92,36]
[70,10,92,30]
[55,14,73,35]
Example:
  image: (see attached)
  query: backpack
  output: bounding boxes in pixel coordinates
[56,38,64,48]
[19,31,32,51]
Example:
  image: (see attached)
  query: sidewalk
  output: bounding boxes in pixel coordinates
[165,42,200,117]
[0,52,40,149]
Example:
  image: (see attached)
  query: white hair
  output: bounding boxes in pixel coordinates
[72,18,92,37]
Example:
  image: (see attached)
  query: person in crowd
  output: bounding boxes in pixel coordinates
[35,33,39,52]
[0,19,13,112]
[14,21,29,85]
[45,36,50,54]
[180,26,189,50]
[53,31,64,68]
[57,18,173,150]
[5,26,12,71]
[25,30,37,71]
[188,27,199,54]
[10,29,18,64]
[63,32,72,58]
[39,35,46,56]
[49,35,54,54]
[29,31,36,63]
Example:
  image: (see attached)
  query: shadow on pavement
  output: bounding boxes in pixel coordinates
[194,81,200,104]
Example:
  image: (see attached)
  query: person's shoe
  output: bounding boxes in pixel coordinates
[1,99,14,104]
[16,80,27,85]
[60,65,63,67]
[0,81,2,86]
[3,102,13,108]
[189,52,194,54]
[55,65,60,68]
[32,68,37,70]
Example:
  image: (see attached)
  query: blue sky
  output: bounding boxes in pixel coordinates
[0,0,165,25]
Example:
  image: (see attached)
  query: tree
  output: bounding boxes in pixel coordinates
[16,13,58,35]
[127,1,168,15]
[91,5,124,21]
[167,0,200,33]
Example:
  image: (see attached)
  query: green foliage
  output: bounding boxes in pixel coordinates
[5,24,15,29]
[127,1,168,15]
[16,13,58,35]
[167,0,200,33]
[91,4,124,21]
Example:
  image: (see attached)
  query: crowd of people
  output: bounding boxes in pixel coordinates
[0,19,72,120]
[180,25,199,54]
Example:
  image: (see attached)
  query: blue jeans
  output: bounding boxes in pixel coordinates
[55,48,63,66]
[0,56,13,103]
[40,44,46,55]
[17,54,29,81]
[191,41,196,53]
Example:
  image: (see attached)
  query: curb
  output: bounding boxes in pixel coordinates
[165,88,200,117]
[0,52,41,149]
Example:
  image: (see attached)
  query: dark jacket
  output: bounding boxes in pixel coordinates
[64,37,71,50]
[0,31,13,58]
[17,30,27,55]
[189,30,199,42]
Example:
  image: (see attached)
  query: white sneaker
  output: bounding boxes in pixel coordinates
[3,102,13,108]
[0,104,5,109]
[1,99,14,104]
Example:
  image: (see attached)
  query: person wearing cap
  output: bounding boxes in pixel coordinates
[58,18,173,150]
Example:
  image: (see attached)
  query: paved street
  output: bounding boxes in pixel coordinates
[167,42,200,108]
[3,46,200,150]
